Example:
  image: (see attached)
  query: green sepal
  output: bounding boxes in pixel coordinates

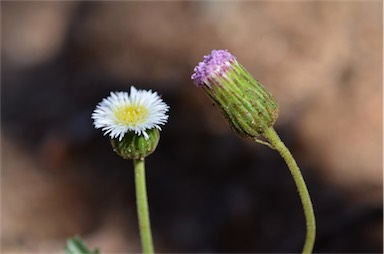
[203,62,279,138]
[110,128,160,160]
[64,236,100,254]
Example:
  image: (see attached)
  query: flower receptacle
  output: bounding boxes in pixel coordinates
[110,128,160,160]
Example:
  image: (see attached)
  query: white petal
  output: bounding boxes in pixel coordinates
[92,86,169,140]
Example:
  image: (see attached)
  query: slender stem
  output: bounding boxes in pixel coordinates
[134,158,154,254]
[263,127,316,254]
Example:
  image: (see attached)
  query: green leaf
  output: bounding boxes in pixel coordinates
[64,236,100,254]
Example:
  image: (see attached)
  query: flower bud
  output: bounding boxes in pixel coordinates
[110,128,160,160]
[191,49,279,138]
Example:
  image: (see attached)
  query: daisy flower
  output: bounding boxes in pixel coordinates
[92,86,169,141]
[191,50,316,253]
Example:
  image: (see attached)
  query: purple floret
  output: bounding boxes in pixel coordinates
[191,49,236,86]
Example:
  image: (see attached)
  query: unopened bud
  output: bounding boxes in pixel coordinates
[191,49,279,138]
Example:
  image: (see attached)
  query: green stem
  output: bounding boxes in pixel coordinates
[262,127,316,254]
[134,158,154,254]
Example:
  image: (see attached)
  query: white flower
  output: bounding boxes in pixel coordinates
[92,86,169,141]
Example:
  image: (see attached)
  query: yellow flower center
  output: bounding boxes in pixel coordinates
[114,104,149,126]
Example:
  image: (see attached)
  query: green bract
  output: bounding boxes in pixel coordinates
[110,128,160,160]
[192,50,279,138]
[203,62,279,138]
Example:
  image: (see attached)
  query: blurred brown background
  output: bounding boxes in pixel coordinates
[1,1,382,253]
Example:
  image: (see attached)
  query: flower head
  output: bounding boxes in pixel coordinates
[191,49,279,138]
[191,49,237,86]
[92,86,169,141]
